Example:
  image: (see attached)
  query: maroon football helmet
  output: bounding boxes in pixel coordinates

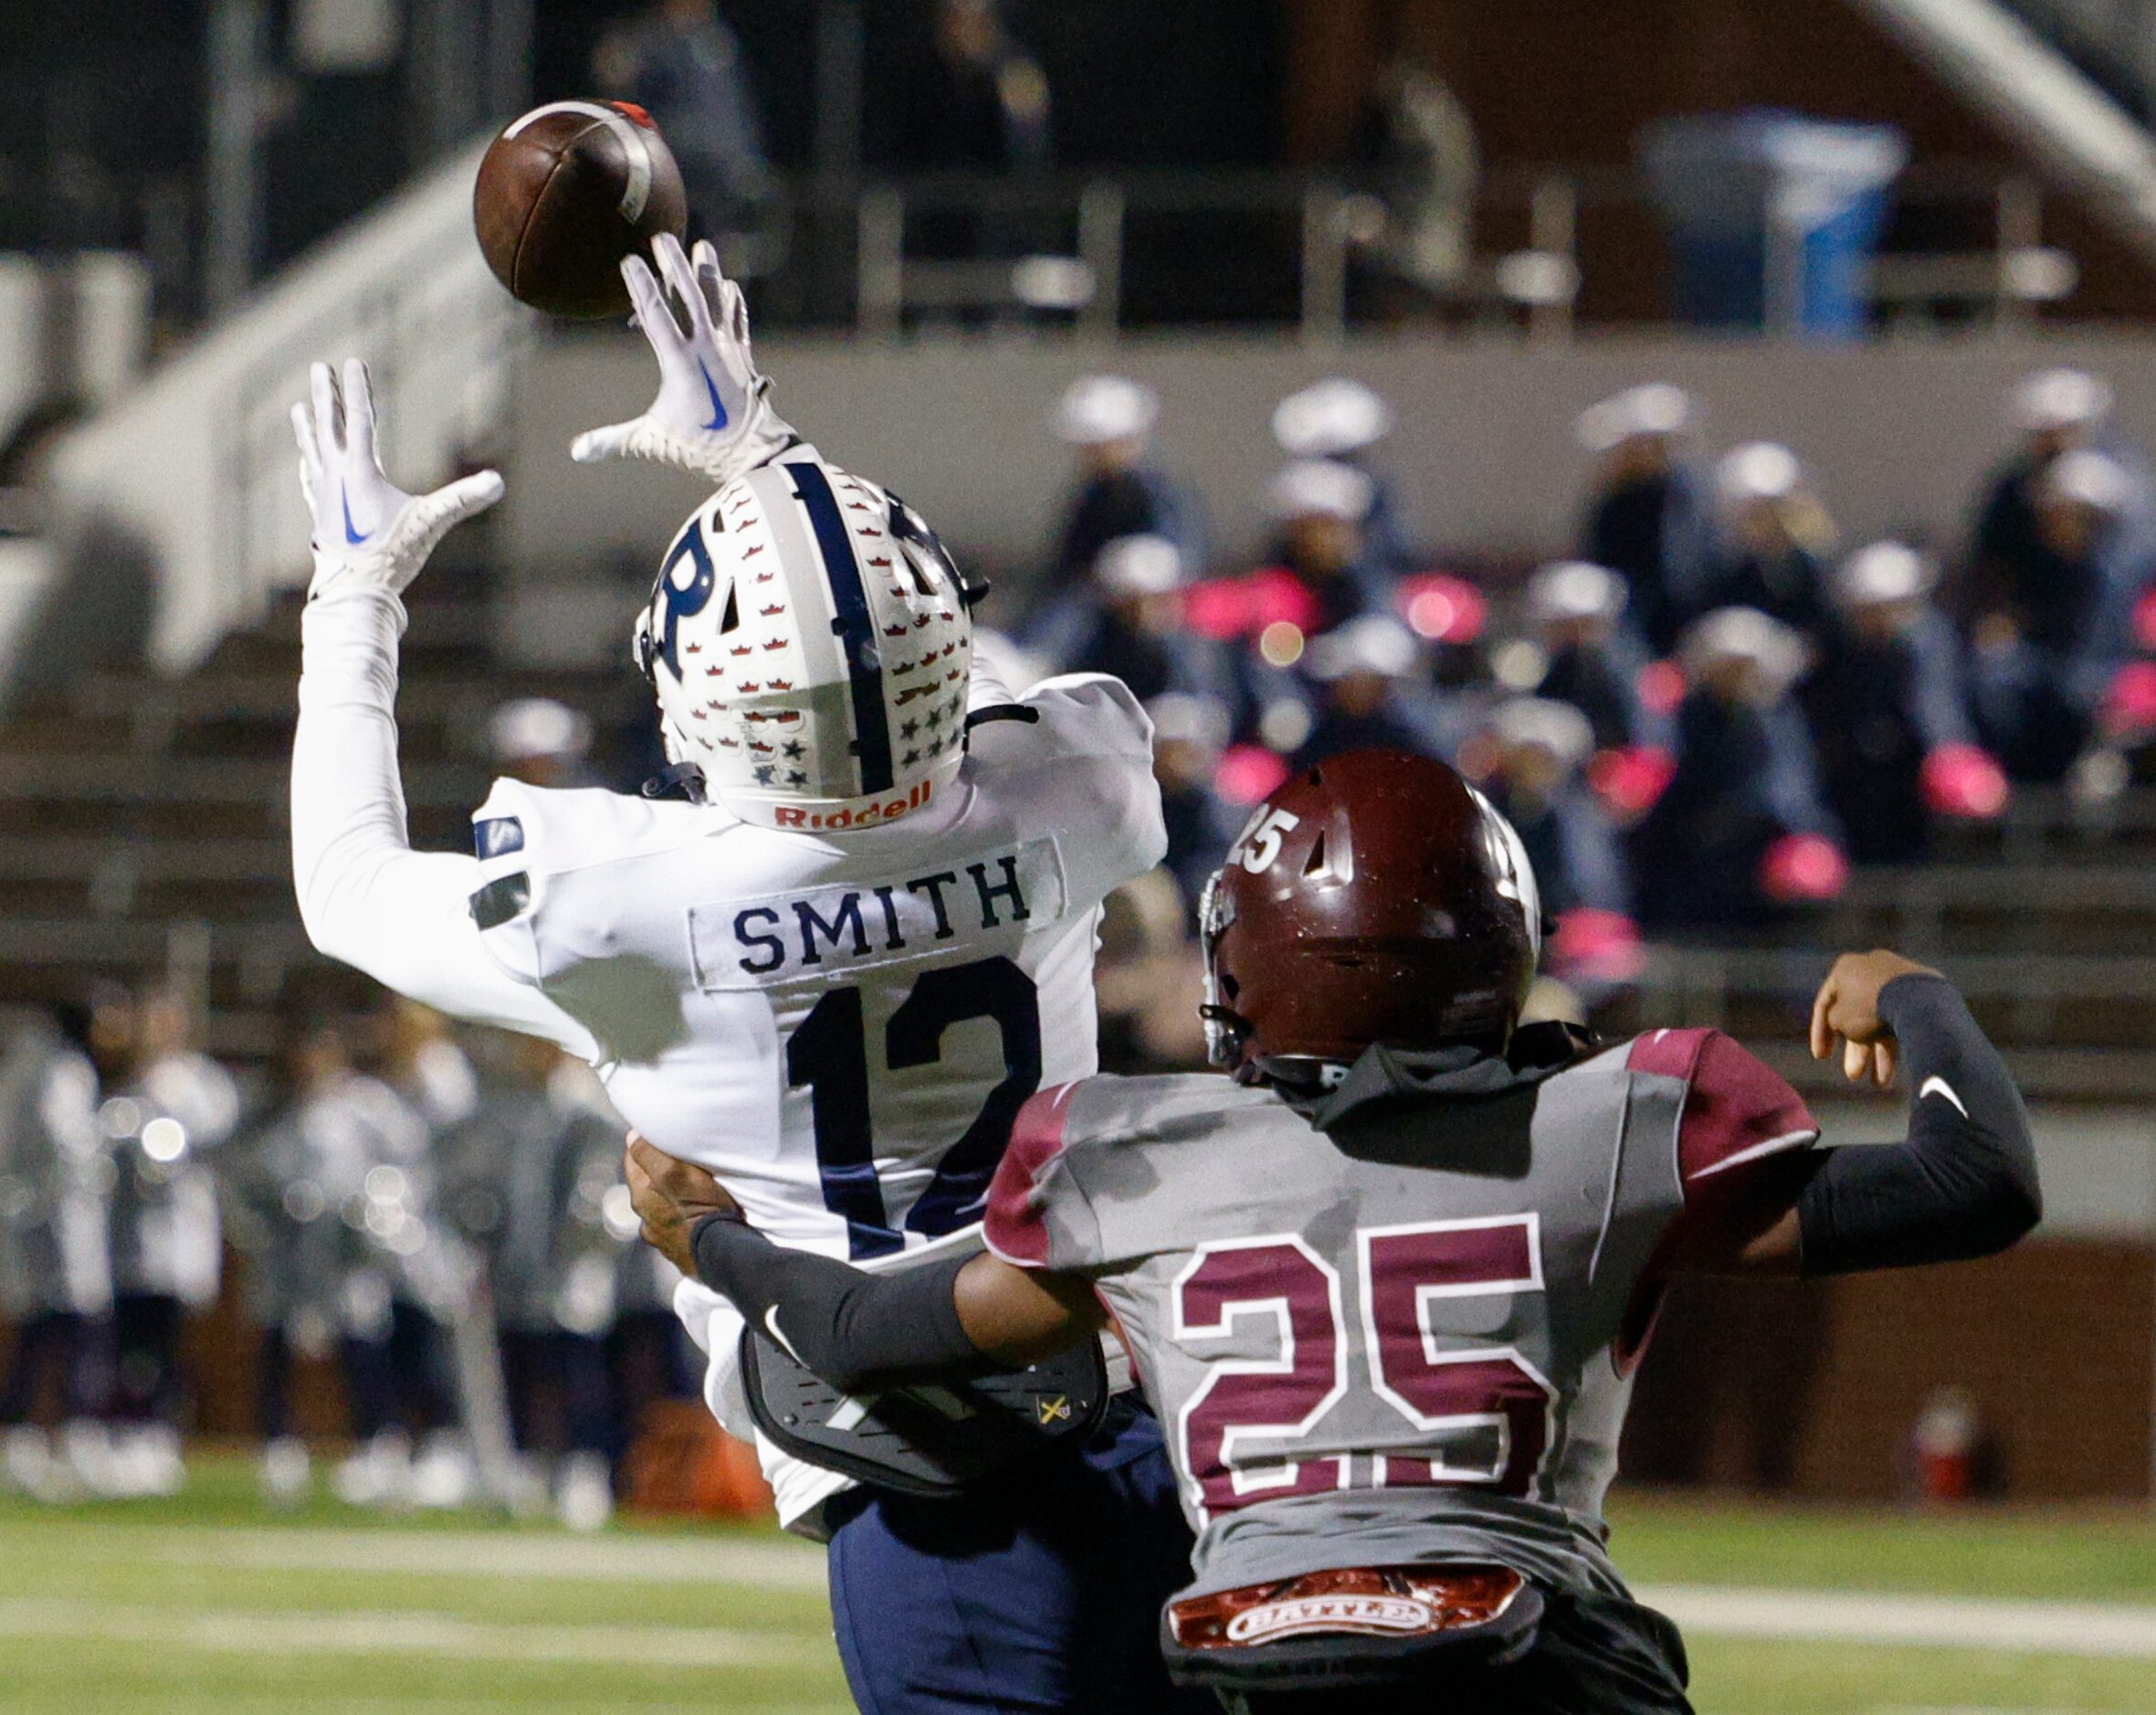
[1199,749,1542,1085]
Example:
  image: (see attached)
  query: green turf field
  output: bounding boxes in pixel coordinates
[0,1457,2150,1713]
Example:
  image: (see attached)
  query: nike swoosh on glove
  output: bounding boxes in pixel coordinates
[569,233,799,487]
[292,357,505,601]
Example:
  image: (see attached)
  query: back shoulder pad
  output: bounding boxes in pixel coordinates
[969,672,1154,770]
[468,779,717,933]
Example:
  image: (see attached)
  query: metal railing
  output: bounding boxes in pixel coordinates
[745,160,2084,342]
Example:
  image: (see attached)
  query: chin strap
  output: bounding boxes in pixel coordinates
[640,763,709,804]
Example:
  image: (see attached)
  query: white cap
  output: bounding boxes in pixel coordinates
[2009,367,2112,435]
[1489,697,1594,773]
[1093,533,1183,596]
[2043,447,2133,512]
[1307,616,1419,681]
[1268,458,1375,523]
[1835,541,1935,608]
[1716,441,1802,506]
[1052,374,1159,446]
[1679,606,1808,700]
[1575,382,1694,453]
[489,698,591,763]
[1145,692,1232,752]
[1527,561,1627,627]
[1272,377,1394,458]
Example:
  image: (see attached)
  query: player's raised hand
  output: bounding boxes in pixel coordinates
[570,233,799,485]
[1810,949,1938,1088]
[292,358,504,600]
[625,1131,742,1276]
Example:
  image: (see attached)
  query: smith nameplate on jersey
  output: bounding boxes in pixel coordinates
[689,838,1069,988]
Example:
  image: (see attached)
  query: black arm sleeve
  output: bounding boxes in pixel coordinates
[690,1215,985,1392]
[1795,973,2042,1275]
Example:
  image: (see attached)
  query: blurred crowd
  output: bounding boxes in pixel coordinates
[1010,363,2156,1037]
[0,974,694,1528]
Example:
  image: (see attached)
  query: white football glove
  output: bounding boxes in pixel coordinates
[570,233,799,486]
[292,357,505,600]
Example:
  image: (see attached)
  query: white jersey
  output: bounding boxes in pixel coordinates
[291,584,1165,1526]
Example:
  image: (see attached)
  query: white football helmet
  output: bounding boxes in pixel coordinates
[634,456,979,832]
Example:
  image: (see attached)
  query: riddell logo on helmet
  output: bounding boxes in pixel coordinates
[1223,1595,1434,1644]
[772,779,934,830]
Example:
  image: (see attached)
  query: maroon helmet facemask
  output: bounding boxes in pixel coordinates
[1199,749,1542,1087]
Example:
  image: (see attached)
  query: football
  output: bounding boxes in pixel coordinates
[473,99,689,320]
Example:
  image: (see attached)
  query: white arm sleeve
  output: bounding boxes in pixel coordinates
[290,589,597,1057]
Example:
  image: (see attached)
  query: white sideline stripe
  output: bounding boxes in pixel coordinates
[0,1598,827,1668]
[153,1528,829,1592]
[1638,1584,2156,1659]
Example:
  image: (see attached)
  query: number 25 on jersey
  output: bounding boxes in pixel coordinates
[1173,1215,1558,1520]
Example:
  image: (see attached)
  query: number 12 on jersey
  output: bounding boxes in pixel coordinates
[1173,1215,1558,1520]
[786,955,1042,1258]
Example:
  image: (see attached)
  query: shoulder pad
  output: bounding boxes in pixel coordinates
[968,672,1154,767]
[468,778,724,932]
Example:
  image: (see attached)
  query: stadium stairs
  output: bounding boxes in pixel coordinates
[0,525,647,1069]
[1633,797,2156,1102]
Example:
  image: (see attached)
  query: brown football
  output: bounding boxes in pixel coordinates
[474,100,689,320]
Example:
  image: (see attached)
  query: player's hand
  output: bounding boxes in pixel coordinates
[570,234,798,485]
[292,358,504,600]
[625,1131,741,1276]
[1809,950,1939,1089]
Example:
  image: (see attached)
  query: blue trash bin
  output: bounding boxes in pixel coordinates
[1639,111,1907,339]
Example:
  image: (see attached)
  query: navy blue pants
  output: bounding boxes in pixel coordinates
[825,1396,1213,1715]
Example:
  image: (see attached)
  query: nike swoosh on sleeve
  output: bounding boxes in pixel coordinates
[342,491,368,544]
[1919,1075,1968,1117]
[763,1304,804,1364]
[699,363,730,433]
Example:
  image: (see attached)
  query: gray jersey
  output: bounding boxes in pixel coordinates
[109,1051,238,1307]
[983,1026,1818,1601]
[442,1065,640,1336]
[0,1026,109,1319]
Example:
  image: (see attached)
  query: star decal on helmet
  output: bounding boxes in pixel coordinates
[900,719,919,739]
[903,749,920,766]
[783,740,805,760]
[785,770,807,786]
[925,707,943,730]
[753,764,775,785]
